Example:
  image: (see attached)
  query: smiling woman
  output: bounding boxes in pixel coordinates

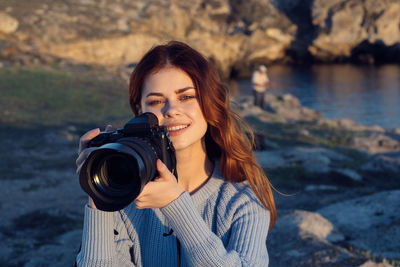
[76,41,276,267]
[140,67,208,154]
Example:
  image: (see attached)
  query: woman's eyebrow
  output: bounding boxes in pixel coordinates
[145,92,163,97]
[145,87,195,97]
[175,87,195,94]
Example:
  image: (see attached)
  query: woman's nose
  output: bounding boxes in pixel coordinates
[162,100,181,117]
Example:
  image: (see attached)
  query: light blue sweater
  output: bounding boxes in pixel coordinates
[76,164,270,266]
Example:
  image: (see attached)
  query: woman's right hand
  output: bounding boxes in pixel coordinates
[76,125,114,209]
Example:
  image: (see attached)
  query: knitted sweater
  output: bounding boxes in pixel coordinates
[76,164,270,267]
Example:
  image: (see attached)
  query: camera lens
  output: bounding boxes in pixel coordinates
[80,138,159,211]
[100,154,138,186]
[91,153,141,199]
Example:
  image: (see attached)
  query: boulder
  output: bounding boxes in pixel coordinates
[334,168,362,182]
[2,0,400,70]
[359,261,393,267]
[0,0,297,76]
[264,93,322,121]
[361,153,400,173]
[352,134,400,154]
[318,190,400,259]
[268,210,360,267]
[0,12,19,34]
[310,0,400,63]
[274,210,345,242]
[281,146,349,173]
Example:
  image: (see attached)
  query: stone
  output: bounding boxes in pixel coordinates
[281,146,349,173]
[305,184,339,192]
[310,0,400,62]
[368,2,400,46]
[0,12,19,34]
[268,210,355,266]
[23,230,82,267]
[318,190,400,259]
[276,210,345,242]
[337,118,356,129]
[334,168,362,182]
[361,153,400,173]
[359,260,393,267]
[255,150,285,168]
[352,134,400,154]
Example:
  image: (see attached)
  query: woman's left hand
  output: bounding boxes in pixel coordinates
[134,159,184,209]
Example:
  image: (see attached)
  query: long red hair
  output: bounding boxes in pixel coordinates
[129,41,276,228]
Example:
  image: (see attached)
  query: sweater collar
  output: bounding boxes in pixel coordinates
[189,160,225,205]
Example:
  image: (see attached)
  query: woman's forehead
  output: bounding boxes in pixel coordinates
[142,67,194,94]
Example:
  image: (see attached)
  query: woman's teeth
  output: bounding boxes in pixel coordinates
[167,125,189,131]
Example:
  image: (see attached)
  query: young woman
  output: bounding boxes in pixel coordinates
[76,41,276,266]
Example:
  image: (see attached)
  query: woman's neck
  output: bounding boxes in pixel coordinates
[175,148,213,193]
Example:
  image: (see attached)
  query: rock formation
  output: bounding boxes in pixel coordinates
[0,0,399,77]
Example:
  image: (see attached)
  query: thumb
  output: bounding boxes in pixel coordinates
[156,159,175,180]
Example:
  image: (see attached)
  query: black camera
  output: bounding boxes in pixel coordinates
[79,112,176,211]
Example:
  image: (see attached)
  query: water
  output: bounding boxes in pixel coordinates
[235,64,400,130]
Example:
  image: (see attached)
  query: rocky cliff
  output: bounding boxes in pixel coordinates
[1,0,399,78]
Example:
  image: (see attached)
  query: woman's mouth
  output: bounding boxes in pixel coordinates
[166,124,190,136]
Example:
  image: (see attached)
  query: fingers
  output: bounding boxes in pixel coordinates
[78,125,113,154]
[79,128,100,154]
[76,147,98,174]
[105,124,114,132]
[134,159,181,209]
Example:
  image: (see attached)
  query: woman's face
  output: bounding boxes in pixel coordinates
[140,66,208,153]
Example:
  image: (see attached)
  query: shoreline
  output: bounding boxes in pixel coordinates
[230,63,400,131]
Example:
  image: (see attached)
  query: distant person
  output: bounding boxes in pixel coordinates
[252,65,270,108]
[75,41,276,266]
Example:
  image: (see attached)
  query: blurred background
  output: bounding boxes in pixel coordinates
[0,0,399,266]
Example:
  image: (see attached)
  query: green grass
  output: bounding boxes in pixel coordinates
[0,66,133,180]
[0,66,132,128]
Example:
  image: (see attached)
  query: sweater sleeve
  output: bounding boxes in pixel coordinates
[160,192,270,267]
[76,205,136,267]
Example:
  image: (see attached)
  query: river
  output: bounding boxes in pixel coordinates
[234,64,400,130]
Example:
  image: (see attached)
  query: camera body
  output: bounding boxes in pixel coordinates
[79,112,176,211]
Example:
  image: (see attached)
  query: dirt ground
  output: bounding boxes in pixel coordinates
[0,126,88,266]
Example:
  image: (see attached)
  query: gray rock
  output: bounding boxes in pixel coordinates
[276,210,345,242]
[256,146,355,175]
[361,153,400,173]
[305,184,339,192]
[23,230,82,267]
[359,260,394,267]
[264,94,322,121]
[318,190,400,259]
[255,150,286,168]
[334,168,362,182]
[268,210,357,266]
[352,134,400,154]
[282,146,349,173]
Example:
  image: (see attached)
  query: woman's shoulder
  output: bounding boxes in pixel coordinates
[211,163,265,211]
[219,179,262,207]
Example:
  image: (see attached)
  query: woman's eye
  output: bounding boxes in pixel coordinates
[147,99,164,106]
[180,95,195,101]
